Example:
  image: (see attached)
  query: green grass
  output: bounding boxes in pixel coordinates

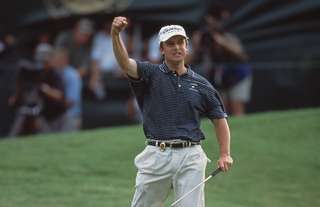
[0,108,319,207]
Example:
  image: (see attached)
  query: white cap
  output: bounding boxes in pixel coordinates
[76,18,94,35]
[34,43,54,63]
[157,25,188,45]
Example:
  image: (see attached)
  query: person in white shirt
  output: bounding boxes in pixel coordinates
[90,18,129,100]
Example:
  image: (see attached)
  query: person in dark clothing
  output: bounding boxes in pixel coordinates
[187,6,252,116]
[37,43,69,133]
[7,59,43,137]
[112,16,233,207]
[7,43,68,136]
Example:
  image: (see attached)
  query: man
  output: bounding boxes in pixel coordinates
[37,44,69,133]
[112,16,233,207]
[187,5,252,116]
[91,18,129,78]
[50,48,83,131]
[90,18,130,100]
[54,18,94,78]
[54,18,100,99]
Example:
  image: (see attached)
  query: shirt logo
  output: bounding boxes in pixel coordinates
[189,83,198,92]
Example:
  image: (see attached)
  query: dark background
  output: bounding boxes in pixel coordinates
[1,0,319,138]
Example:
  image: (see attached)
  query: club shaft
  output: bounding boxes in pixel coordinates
[169,168,221,207]
[170,175,212,207]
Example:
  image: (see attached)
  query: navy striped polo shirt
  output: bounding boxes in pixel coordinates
[128,60,228,142]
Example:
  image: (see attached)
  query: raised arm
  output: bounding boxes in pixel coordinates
[111,17,138,79]
[212,32,247,61]
[212,118,233,171]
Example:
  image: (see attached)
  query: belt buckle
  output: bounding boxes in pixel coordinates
[159,142,166,151]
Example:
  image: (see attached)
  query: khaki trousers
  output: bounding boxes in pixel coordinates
[131,144,208,207]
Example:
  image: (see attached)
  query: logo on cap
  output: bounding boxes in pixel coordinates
[159,26,183,36]
[158,25,188,45]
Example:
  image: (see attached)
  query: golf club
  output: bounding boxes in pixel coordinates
[169,167,222,207]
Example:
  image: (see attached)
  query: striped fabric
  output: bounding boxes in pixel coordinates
[128,60,228,142]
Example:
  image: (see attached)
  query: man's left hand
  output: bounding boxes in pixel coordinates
[217,155,233,171]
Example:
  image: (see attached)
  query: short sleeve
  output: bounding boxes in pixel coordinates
[127,60,155,84]
[204,88,228,120]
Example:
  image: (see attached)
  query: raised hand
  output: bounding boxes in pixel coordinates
[111,16,128,35]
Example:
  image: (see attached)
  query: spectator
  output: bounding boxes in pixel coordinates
[37,32,52,45]
[50,47,83,131]
[146,33,163,64]
[91,18,130,77]
[90,18,130,100]
[36,43,69,133]
[0,34,14,58]
[54,18,96,93]
[7,59,43,137]
[7,43,68,136]
[126,90,142,124]
[187,5,252,116]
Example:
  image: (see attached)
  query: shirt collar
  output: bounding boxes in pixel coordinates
[159,61,194,77]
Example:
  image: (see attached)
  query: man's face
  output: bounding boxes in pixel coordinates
[160,35,188,63]
[74,28,91,46]
[50,52,68,70]
[104,19,113,33]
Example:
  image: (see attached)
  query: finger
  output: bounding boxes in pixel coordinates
[113,19,127,30]
[217,163,225,171]
[224,162,232,171]
[113,17,123,25]
[115,17,127,24]
[224,165,229,171]
[121,17,127,23]
[117,16,127,21]
[112,20,120,28]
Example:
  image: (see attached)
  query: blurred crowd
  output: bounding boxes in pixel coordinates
[4,5,252,138]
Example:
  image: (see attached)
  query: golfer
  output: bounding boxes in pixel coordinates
[112,16,233,207]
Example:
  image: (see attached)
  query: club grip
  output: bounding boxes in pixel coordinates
[211,167,221,177]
